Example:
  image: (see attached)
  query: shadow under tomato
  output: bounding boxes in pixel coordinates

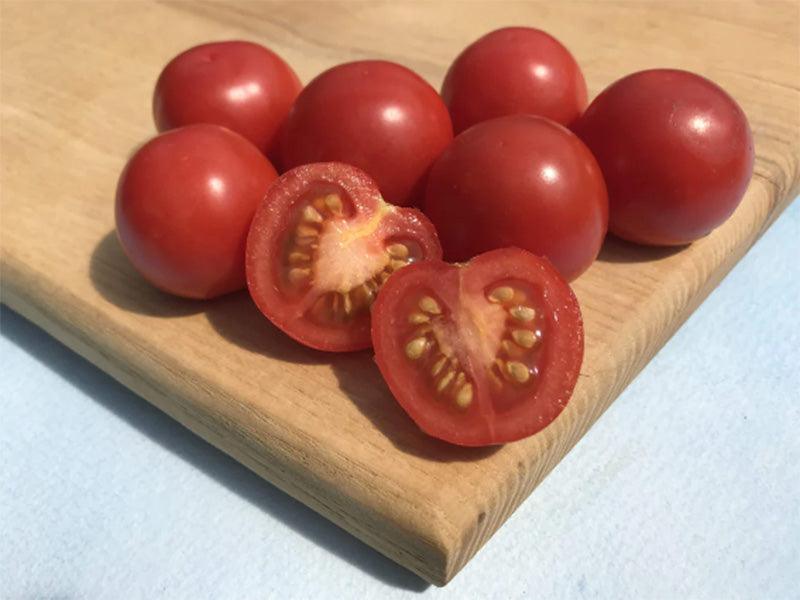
[204,291,328,366]
[330,353,500,464]
[597,234,690,264]
[89,231,207,318]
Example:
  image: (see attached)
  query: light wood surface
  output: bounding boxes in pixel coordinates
[2,1,798,586]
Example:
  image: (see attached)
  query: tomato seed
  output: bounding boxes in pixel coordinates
[302,205,323,223]
[408,312,430,325]
[323,193,343,215]
[507,361,530,383]
[511,329,536,348]
[488,286,514,303]
[419,296,441,315]
[387,243,410,259]
[510,305,536,322]
[455,384,473,408]
[405,337,428,360]
[436,370,455,392]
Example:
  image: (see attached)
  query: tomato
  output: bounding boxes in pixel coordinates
[116,124,278,299]
[441,27,588,134]
[153,41,302,160]
[279,60,453,207]
[572,69,754,246]
[371,248,583,446]
[423,115,608,281]
[246,162,442,352]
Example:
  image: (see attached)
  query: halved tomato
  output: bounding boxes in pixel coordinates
[371,248,583,446]
[246,162,442,351]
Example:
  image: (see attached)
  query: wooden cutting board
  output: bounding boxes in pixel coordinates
[2,1,798,586]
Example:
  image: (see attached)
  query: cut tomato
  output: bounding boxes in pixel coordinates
[371,248,583,446]
[246,162,442,352]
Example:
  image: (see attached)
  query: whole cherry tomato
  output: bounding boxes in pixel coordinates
[372,248,583,446]
[246,162,441,351]
[572,69,754,246]
[424,115,608,281]
[116,124,278,299]
[279,60,453,206]
[442,27,588,134]
[153,41,301,160]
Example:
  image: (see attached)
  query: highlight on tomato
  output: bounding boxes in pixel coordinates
[371,248,584,446]
[246,162,442,352]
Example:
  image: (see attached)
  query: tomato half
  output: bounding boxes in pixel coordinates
[572,69,754,246]
[279,60,453,206]
[116,124,278,299]
[153,41,302,161]
[423,115,608,281]
[246,163,442,351]
[442,27,588,134]
[371,248,583,446]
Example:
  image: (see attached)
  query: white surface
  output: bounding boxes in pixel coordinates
[2,200,799,599]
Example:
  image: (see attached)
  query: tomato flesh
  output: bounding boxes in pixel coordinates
[247,163,442,351]
[372,248,583,446]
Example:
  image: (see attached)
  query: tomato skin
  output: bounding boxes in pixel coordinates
[279,60,453,206]
[246,162,442,352]
[153,41,302,160]
[572,69,754,246]
[423,115,608,281]
[372,248,583,447]
[115,124,278,299]
[442,27,588,134]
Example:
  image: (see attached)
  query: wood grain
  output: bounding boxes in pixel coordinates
[2,0,798,585]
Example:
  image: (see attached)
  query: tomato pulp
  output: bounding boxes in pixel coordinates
[115,124,278,299]
[442,27,588,134]
[424,115,608,281]
[279,60,453,206]
[246,163,442,351]
[572,69,754,246]
[153,41,302,160]
[372,248,584,446]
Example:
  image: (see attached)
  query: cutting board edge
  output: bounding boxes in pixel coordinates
[0,254,454,584]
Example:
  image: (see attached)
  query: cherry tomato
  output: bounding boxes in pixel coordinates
[371,248,583,446]
[423,115,608,281]
[442,27,588,134]
[116,124,278,299]
[153,41,302,160]
[279,60,453,206]
[246,162,442,352]
[572,69,754,246]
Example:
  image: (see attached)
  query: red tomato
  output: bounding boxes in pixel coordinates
[279,60,453,206]
[116,124,278,299]
[572,69,754,246]
[371,248,583,446]
[246,162,442,352]
[153,41,302,160]
[442,27,588,134]
[423,115,608,281]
